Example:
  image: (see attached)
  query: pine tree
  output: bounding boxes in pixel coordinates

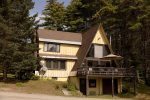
[140,0,150,85]
[43,0,66,31]
[65,0,84,32]
[0,0,15,80]
[11,0,38,80]
[0,0,38,80]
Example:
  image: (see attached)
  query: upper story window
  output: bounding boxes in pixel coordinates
[87,44,110,58]
[44,43,60,52]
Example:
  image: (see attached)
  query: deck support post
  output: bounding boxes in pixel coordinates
[112,67,114,97]
[112,76,114,97]
[86,75,88,96]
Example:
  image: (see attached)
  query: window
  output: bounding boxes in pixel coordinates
[87,45,94,57]
[89,79,96,88]
[46,59,66,70]
[44,43,60,52]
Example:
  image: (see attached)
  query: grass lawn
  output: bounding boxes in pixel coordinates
[0,78,66,96]
[0,73,150,99]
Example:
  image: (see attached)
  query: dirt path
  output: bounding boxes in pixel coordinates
[0,91,133,100]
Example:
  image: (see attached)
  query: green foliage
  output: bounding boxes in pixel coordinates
[65,0,84,32]
[67,82,76,91]
[0,0,39,80]
[31,75,40,80]
[43,0,66,30]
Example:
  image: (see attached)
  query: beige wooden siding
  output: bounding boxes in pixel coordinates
[39,42,79,56]
[88,77,102,95]
[43,60,75,78]
[92,29,107,44]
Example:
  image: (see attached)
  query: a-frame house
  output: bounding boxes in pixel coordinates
[69,24,135,96]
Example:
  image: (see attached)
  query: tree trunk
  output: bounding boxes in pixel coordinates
[145,68,150,85]
[3,67,7,81]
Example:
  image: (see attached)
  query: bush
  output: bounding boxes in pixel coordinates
[16,71,34,80]
[67,83,76,91]
[31,75,40,80]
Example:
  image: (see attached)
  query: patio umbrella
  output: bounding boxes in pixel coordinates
[100,53,123,60]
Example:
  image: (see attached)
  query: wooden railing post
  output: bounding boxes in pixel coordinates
[112,68,114,97]
[86,75,89,96]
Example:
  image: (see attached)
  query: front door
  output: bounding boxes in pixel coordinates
[79,78,86,95]
[103,79,112,94]
[102,78,118,94]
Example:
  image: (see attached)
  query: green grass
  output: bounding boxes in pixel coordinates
[0,73,66,95]
[16,82,25,87]
[0,73,150,99]
[0,79,66,95]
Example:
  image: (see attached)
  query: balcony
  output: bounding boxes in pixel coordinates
[77,67,136,77]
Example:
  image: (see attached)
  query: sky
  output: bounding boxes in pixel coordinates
[30,0,70,16]
[30,0,70,24]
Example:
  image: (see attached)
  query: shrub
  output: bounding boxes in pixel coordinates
[16,71,34,80]
[67,83,76,91]
[31,75,40,80]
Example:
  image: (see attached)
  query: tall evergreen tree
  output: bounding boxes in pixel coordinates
[0,0,38,80]
[65,0,84,32]
[0,0,15,80]
[43,0,66,31]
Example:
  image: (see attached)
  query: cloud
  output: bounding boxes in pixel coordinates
[35,14,45,25]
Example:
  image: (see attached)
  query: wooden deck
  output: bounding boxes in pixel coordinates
[77,67,136,77]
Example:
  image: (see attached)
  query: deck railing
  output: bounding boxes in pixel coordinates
[77,67,136,77]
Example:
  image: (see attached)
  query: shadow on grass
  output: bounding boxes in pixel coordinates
[137,84,150,95]
[118,84,150,99]
[0,74,29,84]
